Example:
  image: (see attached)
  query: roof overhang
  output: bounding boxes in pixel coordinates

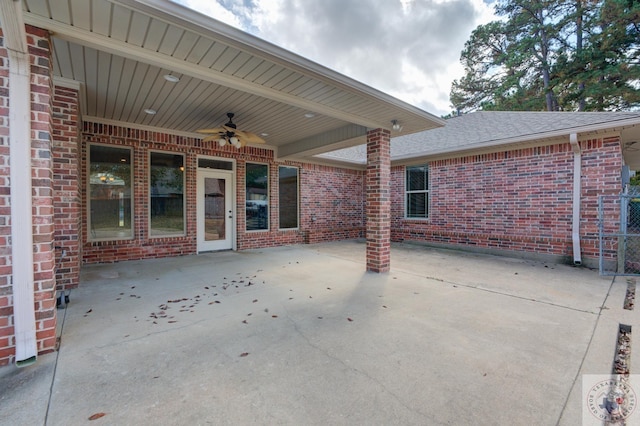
[8,0,444,160]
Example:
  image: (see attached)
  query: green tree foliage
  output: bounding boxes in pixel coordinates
[451,0,640,112]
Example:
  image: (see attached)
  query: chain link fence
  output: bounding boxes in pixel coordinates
[600,192,640,276]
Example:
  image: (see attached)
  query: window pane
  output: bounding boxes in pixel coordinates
[198,158,233,170]
[89,145,132,239]
[246,163,269,231]
[406,165,427,191]
[279,166,298,229]
[150,153,184,236]
[407,193,428,218]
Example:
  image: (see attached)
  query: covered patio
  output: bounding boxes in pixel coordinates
[1,241,634,424]
[0,0,444,365]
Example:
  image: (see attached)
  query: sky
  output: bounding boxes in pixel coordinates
[172,0,496,117]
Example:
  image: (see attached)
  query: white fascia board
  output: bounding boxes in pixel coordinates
[391,117,640,164]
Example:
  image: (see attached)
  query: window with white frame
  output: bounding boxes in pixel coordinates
[406,165,429,218]
[278,166,299,229]
[150,152,185,236]
[88,144,133,240]
[246,163,269,231]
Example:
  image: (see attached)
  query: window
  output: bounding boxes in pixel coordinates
[150,152,185,236]
[406,165,429,218]
[89,145,133,240]
[246,163,269,231]
[279,166,299,229]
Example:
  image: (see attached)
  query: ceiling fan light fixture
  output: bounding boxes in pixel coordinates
[229,136,240,147]
[217,138,227,147]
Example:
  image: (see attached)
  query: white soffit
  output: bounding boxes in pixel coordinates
[20,0,444,157]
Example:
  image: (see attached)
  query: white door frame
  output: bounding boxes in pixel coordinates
[197,166,236,252]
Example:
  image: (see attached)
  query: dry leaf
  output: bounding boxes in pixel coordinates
[253,299,258,303]
[89,412,106,420]
[272,315,278,318]
[347,318,353,322]
[85,309,92,314]
[240,352,249,357]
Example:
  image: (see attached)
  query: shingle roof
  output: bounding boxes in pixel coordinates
[316,111,640,165]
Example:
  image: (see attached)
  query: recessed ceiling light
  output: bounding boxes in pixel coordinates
[261,133,269,137]
[164,74,180,83]
[304,113,315,118]
[144,108,157,115]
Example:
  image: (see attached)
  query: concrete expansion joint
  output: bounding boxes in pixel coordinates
[411,272,600,315]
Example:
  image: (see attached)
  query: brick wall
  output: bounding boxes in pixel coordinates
[52,84,81,290]
[0,26,57,366]
[391,137,623,264]
[0,28,10,365]
[81,123,363,261]
[300,164,364,244]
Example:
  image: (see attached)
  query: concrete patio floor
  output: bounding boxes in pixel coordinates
[1,240,638,425]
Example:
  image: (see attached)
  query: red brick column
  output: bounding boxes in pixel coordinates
[29,25,57,357]
[53,84,80,290]
[366,128,391,272]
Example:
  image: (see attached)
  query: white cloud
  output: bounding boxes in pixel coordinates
[172,0,495,117]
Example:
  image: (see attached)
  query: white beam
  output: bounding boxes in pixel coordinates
[1,0,38,366]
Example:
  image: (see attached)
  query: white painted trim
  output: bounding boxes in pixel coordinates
[53,76,82,91]
[2,0,38,366]
[196,166,236,252]
[570,133,582,266]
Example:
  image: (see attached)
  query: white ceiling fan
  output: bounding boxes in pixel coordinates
[196,112,266,148]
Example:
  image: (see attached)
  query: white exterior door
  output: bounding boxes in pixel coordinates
[197,169,234,252]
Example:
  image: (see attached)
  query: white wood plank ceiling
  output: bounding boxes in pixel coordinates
[20,0,444,161]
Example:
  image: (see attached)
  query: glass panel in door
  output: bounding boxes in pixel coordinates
[197,170,233,252]
[204,177,225,241]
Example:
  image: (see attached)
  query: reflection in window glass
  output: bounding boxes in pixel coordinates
[246,163,269,231]
[89,145,133,239]
[150,152,185,236]
[279,166,298,229]
[406,165,429,218]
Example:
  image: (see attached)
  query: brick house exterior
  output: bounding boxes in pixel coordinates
[389,136,623,264]
[1,2,639,368]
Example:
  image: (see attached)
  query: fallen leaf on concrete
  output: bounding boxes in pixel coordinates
[86,309,92,314]
[168,320,177,323]
[253,299,258,303]
[347,318,353,322]
[240,352,249,357]
[242,320,248,324]
[272,315,278,318]
[327,287,331,290]
[88,412,106,421]
[382,306,388,309]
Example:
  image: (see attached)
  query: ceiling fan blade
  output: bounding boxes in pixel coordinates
[195,127,226,134]
[235,129,266,144]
